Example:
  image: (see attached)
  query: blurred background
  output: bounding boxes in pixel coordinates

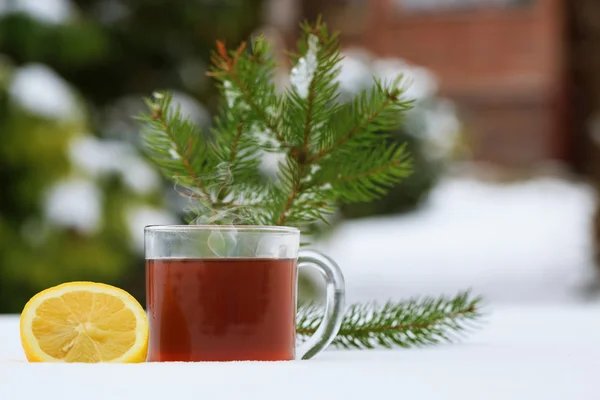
[1,0,599,312]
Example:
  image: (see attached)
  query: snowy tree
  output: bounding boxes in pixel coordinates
[0,0,264,312]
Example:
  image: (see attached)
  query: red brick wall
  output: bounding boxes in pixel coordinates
[335,0,568,167]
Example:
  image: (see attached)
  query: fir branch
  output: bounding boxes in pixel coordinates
[297,292,483,349]
[277,175,302,226]
[229,121,244,162]
[136,93,218,199]
[229,73,284,144]
[309,98,390,163]
[311,77,413,163]
[317,142,413,203]
[209,37,287,146]
[275,18,343,226]
[137,19,485,349]
[138,19,415,227]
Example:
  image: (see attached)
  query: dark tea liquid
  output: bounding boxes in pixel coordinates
[146,258,297,361]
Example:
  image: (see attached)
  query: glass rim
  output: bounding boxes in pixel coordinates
[144,224,300,234]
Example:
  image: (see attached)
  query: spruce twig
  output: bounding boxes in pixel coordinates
[138,18,414,228]
[297,292,482,349]
[137,18,486,349]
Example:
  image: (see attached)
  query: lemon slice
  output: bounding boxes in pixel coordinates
[20,282,148,363]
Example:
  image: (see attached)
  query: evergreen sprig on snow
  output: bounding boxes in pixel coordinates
[298,291,482,349]
[137,18,413,227]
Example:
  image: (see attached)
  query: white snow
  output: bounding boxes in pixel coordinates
[9,64,80,120]
[223,81,241,108]
[336,49,372,95]
[5,176,600,399]
[290,34,319,98]
[418,99,461,160]
[337,50,461,162]
[69,136,161,195]
[312,176,598,305]
[171,91,210,127]
[337,50,439,102]
[44,178,101,234]
[255,124,286,178]
[168,147,180,160]
[259,151,286,177]
[2,305,600,399]
[371,59,439,101]
[121,157,162,194]
[125,206,179,252]
[0,0,73,24]
[254,126,277,149]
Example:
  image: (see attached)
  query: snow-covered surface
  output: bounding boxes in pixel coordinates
[223,81,241,108]
[337,48,438,101]
[1,306,599,399]
[0,0,73,24]
[69,136,161,195]
[313,177,598,305]
[417,99,461,160]
[170,91,211,127]
[372,59,438,101]
[47,134,175,243]
[336,49,461,162]
[44,178,102,234]
[9,64,81,119]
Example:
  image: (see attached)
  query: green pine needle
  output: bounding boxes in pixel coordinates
[297,291,483,349]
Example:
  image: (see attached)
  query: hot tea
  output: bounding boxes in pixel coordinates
[144,225,344,361]
[146,258,297,361]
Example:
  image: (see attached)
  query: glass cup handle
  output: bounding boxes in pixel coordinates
[296,249,345,360]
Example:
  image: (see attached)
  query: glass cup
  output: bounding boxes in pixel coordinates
[144,225,345,361]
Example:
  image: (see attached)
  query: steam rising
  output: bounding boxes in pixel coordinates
[172,161,265,226]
